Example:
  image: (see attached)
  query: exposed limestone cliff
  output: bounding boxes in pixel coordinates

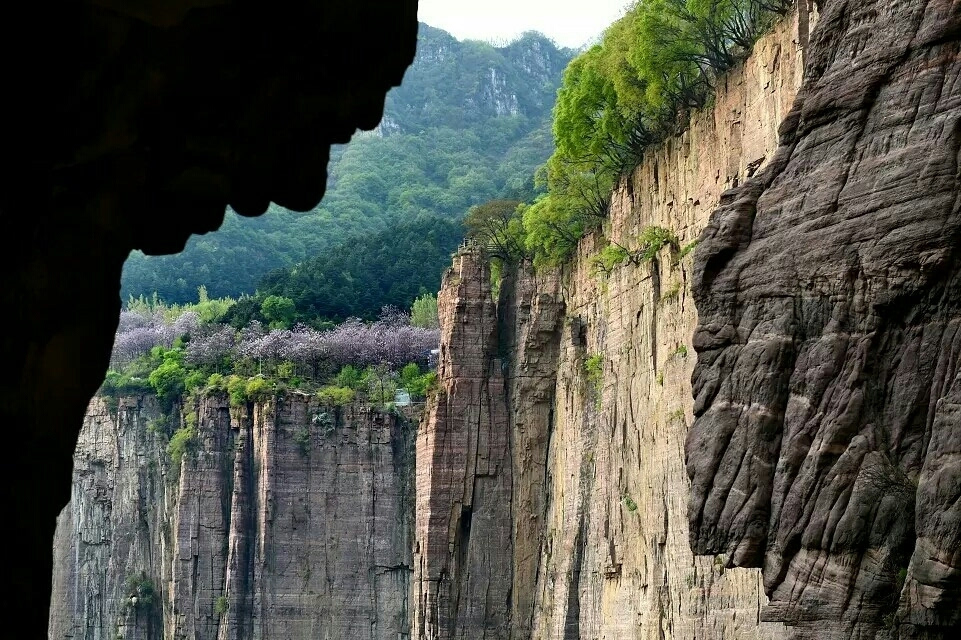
[414,5,820,639]
[413,253,514,639]
[521,7,815,638]
[50,396,173,640]
[417,1,961,638]
[688,0,961,636]
[50,394,413,640]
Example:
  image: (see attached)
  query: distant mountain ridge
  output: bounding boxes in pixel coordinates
[121,24,573,307]
[377,24,571,133]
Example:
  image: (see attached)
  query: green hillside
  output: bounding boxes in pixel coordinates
[259,216,463,323]
[121,24,573,308]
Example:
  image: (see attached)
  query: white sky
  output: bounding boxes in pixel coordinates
[417,0,635,49]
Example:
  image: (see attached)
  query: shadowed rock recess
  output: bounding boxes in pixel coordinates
[688,0,961,637]
[0,0,416,633]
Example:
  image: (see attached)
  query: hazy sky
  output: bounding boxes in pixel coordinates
[417,0,634,49]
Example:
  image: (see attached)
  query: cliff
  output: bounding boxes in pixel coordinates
[50,394,413,640]
[414,5,811,637]
[51,1,961,638]
[688,0,961,636]
[412,253,514,639]
[416,0,956,637]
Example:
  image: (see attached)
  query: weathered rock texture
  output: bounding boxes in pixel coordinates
[414,5,813,639]
[413,252,514,639]
[498,263,565,638]
[50,394,413,640]
[688,0,961,637]
[49,1,961,638]
[521,8,811,637]
[1,2,417,631]
[49,396,173,640]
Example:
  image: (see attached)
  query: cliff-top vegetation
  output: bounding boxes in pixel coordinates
[465,0,793,268]
[101,287,440,417]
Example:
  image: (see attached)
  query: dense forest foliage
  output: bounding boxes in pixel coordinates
[121,24,573,309]
[257,216,462,322]
[465,0,793,267]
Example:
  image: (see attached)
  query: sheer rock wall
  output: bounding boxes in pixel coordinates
[522,9,809,637]
[413,253,514,639]
[688,0,961,636]
[414,6,813,639]
[50,394,414,640]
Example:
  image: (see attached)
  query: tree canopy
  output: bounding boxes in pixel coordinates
[513,0,792,266]
[257,216,463,324]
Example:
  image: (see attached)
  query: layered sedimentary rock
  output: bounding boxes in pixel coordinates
[413,253,514,639]
[498,264,565,638]
[414,5,811,639]
[50,394,413,640]
[688,0,961,636]
[49,396,173,640]
[519,9,810,637]
[421,1,961,634]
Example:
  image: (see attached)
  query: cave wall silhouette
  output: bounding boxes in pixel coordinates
[0,1,418,634]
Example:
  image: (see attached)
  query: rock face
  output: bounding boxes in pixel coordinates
[498,263,565,638]
[413,252,514,639]
[512,10,809,637]
[49,396,173,640]
[413,5,819,639]
[386,24,571,133]
[687,0,961,637]
[50,394,414,640]
[49,1,961,638]
[418,1,961,635]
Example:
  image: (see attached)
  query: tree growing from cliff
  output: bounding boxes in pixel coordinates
[122,573,156,612]
[316,385,356,407]
[520,194,593,267]
[167,420,197,475]
[148,349,188,411]
[463,199,526,261]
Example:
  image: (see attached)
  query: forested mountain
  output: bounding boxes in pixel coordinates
[258,216,463,322]
[121,24,573,307]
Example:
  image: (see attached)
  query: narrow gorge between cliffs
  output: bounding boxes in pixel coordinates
[50,2,961,639]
